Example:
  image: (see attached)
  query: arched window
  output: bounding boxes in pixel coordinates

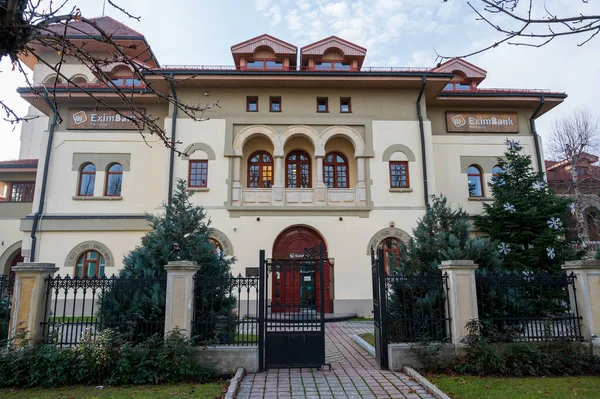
[248,151,273,188]
[71,76,87,84]
[208,238,223,255]
[286,150,311,188]
[492,165,503,177]
[78,163,96,196]
[323,152,348,188]
[467,165,484,197]
[75,250,105,278]
[105,163,123,196]
[378,237,403,275]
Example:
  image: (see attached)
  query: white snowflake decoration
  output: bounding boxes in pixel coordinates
[532,181,545,191]
[569,203,576,215]
[547,217,562,230]
[546,247,556,259]
[498,243,511,255]
[505,139,521,152]
[504,163,514,175]
[504,203,516,213]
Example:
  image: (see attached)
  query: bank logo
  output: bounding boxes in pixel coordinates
[451,114,467,128]
[72,111,88,125]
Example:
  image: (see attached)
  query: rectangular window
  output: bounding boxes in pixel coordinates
[389,162,409,188]
[189,160,208,188]
[455,83,471,90]
[315,62,332,71]
[246,60,264,69]
[340,97,351,113]
[265,61,283,69]
[246,96,258,112]
[317,97,328,112]
[270,96,282,112]
[10,182,35,202]
[333,62,351,71]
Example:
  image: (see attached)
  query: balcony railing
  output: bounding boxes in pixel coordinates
[160,65,431,73]
[234,187,366,207]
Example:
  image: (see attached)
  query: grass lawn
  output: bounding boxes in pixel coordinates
[428,375,600,399]
[0,383,225,398]
[358,332,375,346]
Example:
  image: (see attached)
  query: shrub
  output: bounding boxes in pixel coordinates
[0,328,216,388]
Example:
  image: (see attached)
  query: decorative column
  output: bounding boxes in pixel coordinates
[272,155,284,205]
[315,156,326,206]
[562,260,600,350]
[438,260,479,345]
[10,262,58,345]
[231,156,242,205]
[356,157,367,204]
[164,260,200,339]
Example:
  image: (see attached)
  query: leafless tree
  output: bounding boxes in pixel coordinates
[1,0,217,152]
[548,108,600,241]
[439,0,600,60]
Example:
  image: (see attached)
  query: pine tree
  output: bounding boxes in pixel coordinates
[399,195,501,275]
[100,179,234,341]
[474,139,583,273]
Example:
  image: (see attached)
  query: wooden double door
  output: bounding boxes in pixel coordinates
[272,226,333,313]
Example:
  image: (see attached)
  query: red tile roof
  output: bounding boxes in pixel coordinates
[44,16,145,38]
[0,159,38,165]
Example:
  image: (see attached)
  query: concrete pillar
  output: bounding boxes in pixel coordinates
[356,156,367,203]
[315,156,326,205]
[273,155,284,204]
[232,156,242,204]
[562,260,600,349]
[164,260,200,339]
[10,262,58,345]
[438,260,479,345]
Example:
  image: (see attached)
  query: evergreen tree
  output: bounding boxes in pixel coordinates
[399,195,501,275]
[475,139,583,273]
[100,179,234,341]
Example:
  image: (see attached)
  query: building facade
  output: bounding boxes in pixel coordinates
[1,17,567,315]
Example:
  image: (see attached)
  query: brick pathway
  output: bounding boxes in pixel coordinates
[237,321,435,399]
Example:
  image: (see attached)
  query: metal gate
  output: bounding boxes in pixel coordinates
[371,247,388,369]
[258,244,326,370]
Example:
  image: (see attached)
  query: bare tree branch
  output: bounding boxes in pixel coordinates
[439,0,600,60]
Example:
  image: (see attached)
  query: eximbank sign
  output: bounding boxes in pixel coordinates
[67,108,145,130]
[446,111,519,133]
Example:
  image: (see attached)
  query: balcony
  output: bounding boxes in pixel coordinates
[239,187,365,207]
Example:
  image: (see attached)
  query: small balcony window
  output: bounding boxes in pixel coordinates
[9,182,35,202]
[247,96,258,112]
[270,97,282,112]
[315,62,351,71]
[317,97,328,113]
[246,60,283,70]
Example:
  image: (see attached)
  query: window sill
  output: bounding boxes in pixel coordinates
[186,187,209,192]
[389,188,413,193]
[468,196,493,201]
[72,196,123,201]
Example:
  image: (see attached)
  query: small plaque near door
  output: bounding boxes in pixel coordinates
[304,276,311,282]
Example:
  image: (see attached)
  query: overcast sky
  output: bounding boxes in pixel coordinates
[1,0,598,161]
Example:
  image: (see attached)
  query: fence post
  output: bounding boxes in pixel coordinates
[164,260,200,339]
[438,260,479,345]
[562,260,600,351]
[10,262,58,345]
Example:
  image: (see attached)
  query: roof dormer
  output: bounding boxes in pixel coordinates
[231,34,297,70]
[432,58,487,89]
[300,36,366,71]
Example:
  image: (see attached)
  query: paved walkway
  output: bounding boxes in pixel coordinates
[237,321,435,399]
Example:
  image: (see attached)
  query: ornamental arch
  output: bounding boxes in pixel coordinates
[65,241,115,270]
[320,126,365,157]
[208,228,234,256]
[366,227,411,255]
[233,125,282,157]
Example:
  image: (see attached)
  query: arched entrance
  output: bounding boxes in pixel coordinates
[272,226,332,313]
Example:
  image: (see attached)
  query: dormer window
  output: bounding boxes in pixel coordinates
[246,60,283,70]
[444,82,473,91]
[315,61,352,71]
[108,65,141,87]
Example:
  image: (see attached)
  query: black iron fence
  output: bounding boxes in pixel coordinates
[475,272,583,342]
[41,275,167,347]
[191,273,259,346]
[386,273,451,343]
[0,274,14,342]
